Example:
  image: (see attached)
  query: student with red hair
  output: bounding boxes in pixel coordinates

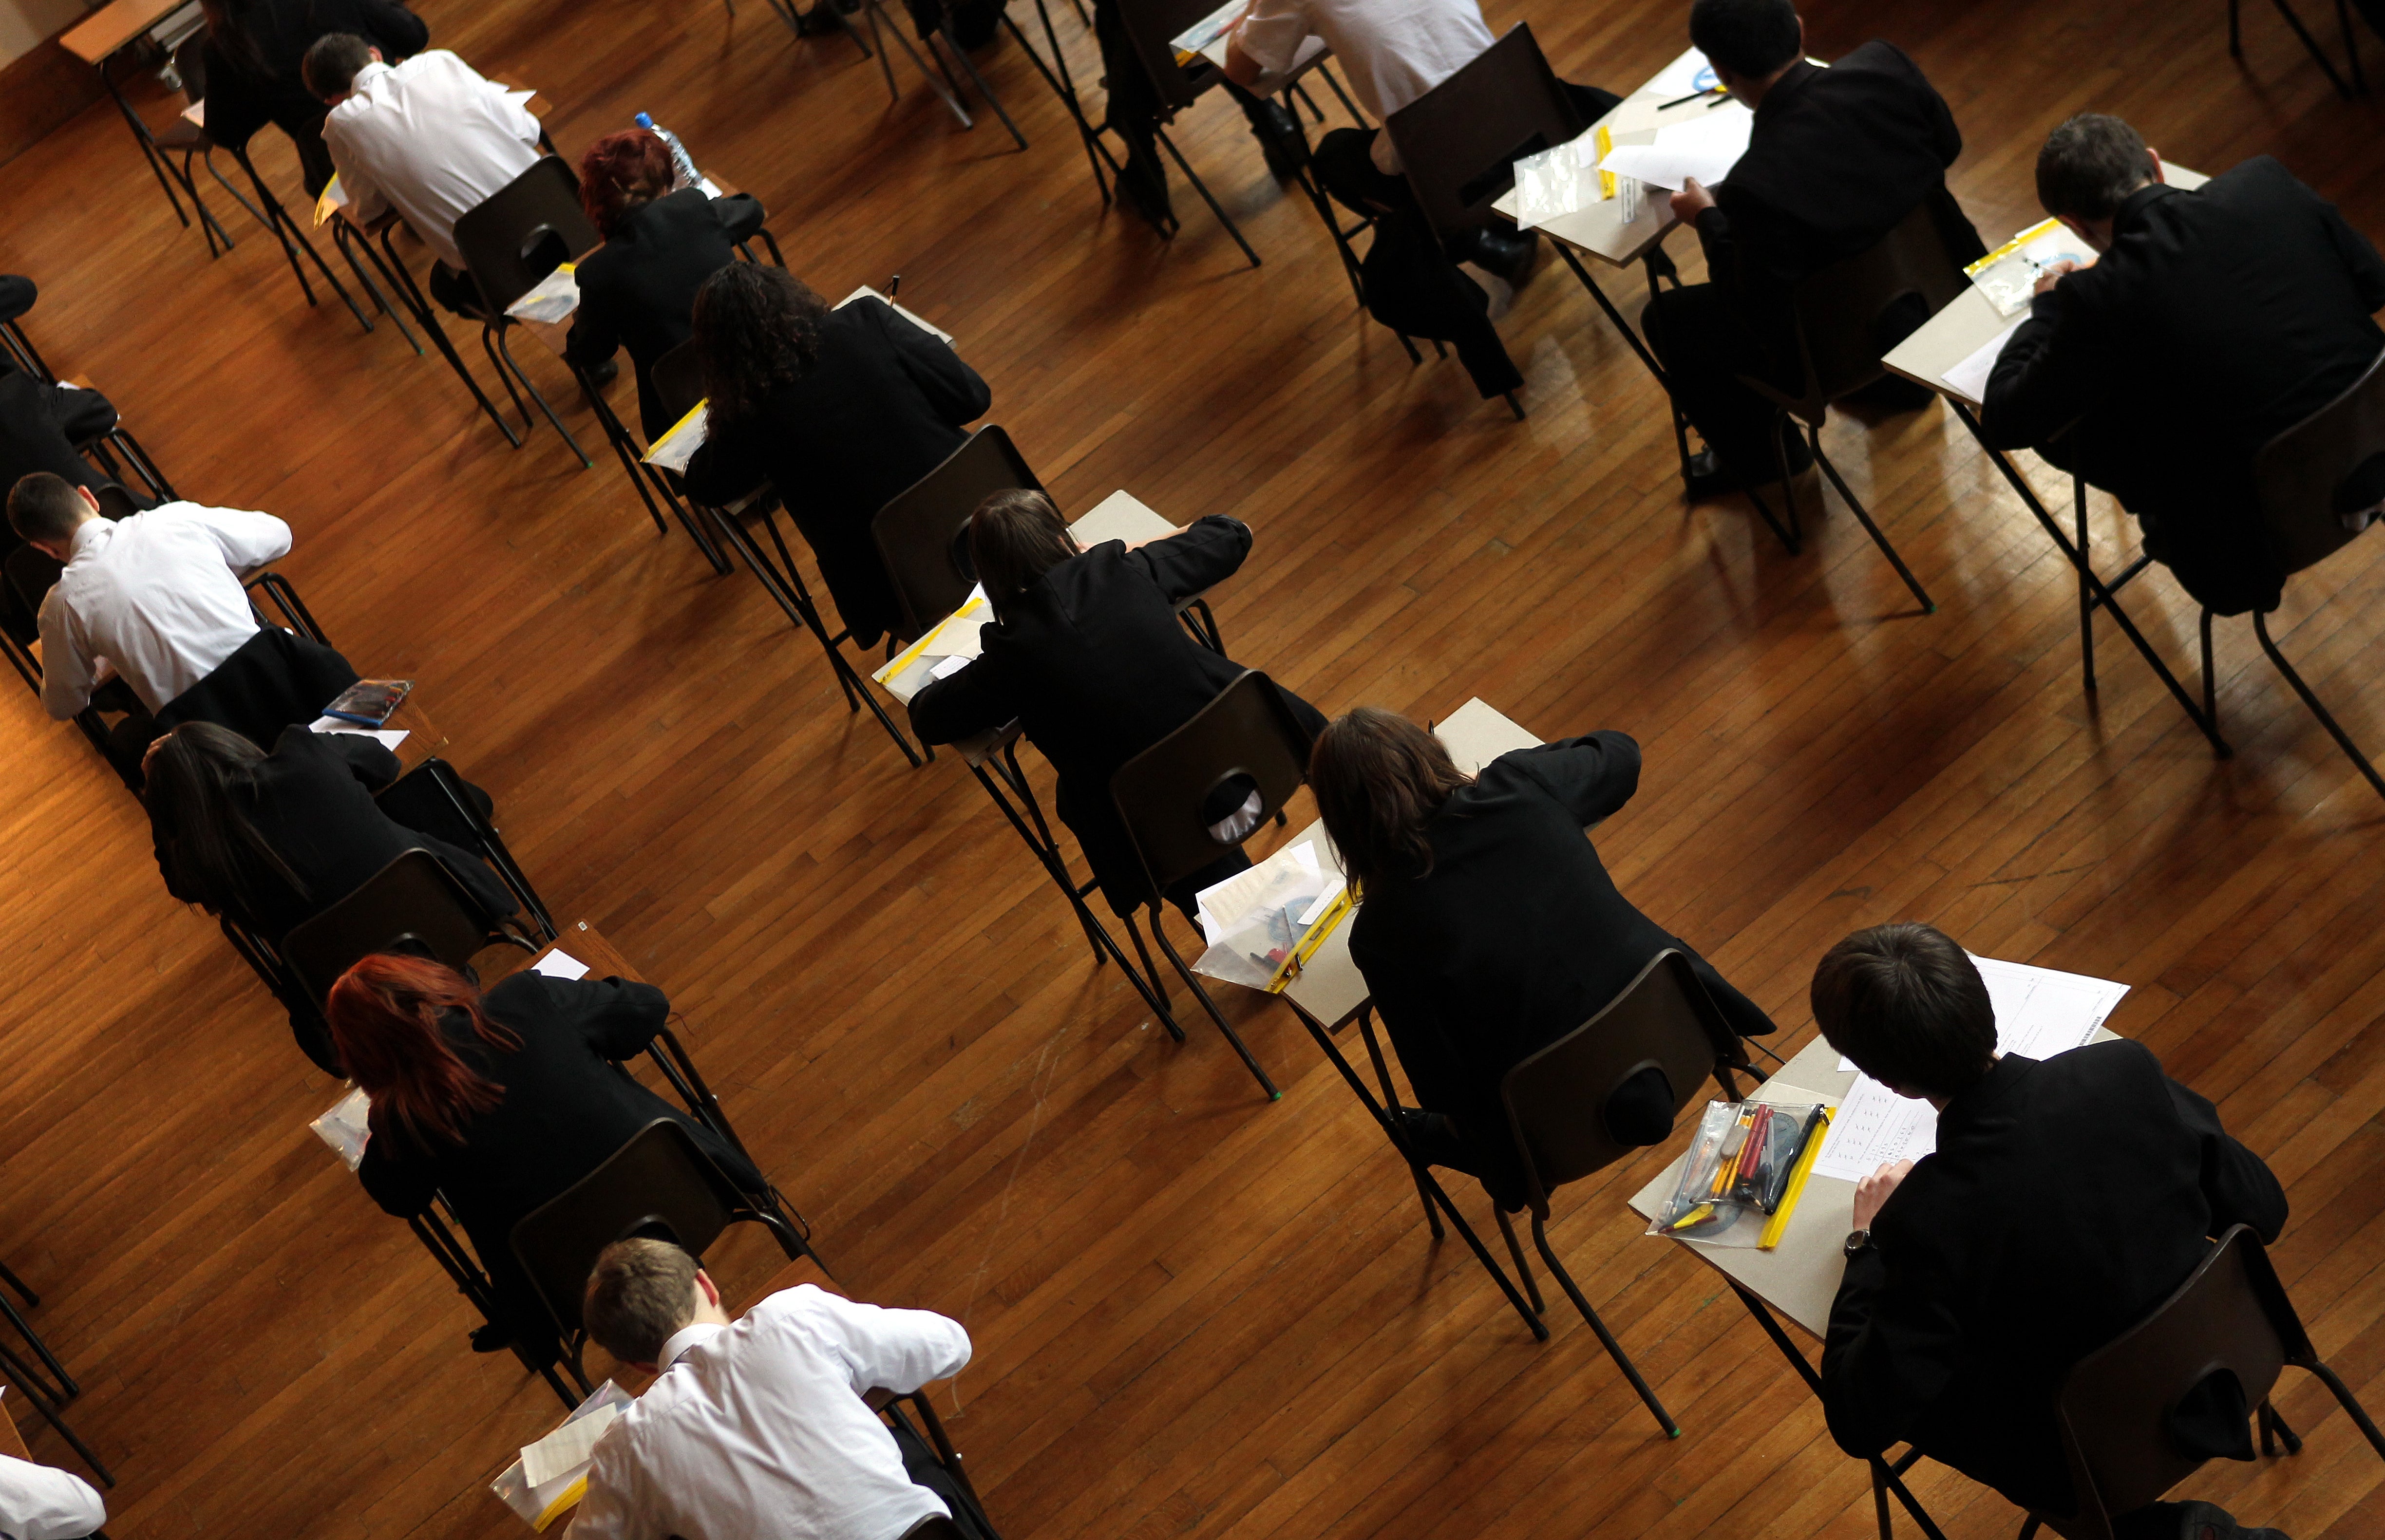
[329,953,767,1362]
[564,128,767,440]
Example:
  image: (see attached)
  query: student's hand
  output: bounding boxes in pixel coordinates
[1669,178,1716,224]
[2032,259,2079,298]
[1851,1158,1915,1230]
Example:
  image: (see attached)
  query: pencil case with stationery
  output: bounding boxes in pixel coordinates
[1646,1099,1828,1248]
[321,677,413,727]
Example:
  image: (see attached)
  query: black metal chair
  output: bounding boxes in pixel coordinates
[1728,199,1965,614]
[376,758,560,938]
[575,355,732,572]
[878,0,1030,149]
[2228,0,2370,98]
[510,1119,829,1395]
[1494,949,1767,1438]
[452,157,603,467]
[281,848,547,1005]
[872,425,1046,643]
[884,1393,1003,1539]
[2196,345,2385,802]
[650,338,925,764]
[0,1257,114,1484]
[1103,0,1268,266]
[144,36,242,261]
[2011,1224,2385,1540]
[1108,669,1317,1100]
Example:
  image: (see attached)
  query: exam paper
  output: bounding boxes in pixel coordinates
[308,717,409,751]
[1941,319,2025,404]
[507,264,580,324]
[1597,102,1752,192]
[1196,840,1323,946]
[644,401,708,472]
[1816,955,2129,1180]
[182,101,205,129]
[836,286,953,345]
[930,654,973,680]
[532,949,592,982]
[521,1402,618,1487]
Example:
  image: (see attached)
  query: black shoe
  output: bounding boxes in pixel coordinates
[1117,158,1175,232]
[1841,372,1936,413]
[1681,434,1814,502]
[583,357,620,388]
[1249,99,1306,180]
[2173,1500,2290,1540]
[1465,225,1541,290]
[470,1322,514,1354]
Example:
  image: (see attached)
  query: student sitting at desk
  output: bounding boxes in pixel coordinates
[568,1239,985,1540]
[199,0,429,197]
[1641,0,1986,501]
[0,373,128,649]
[306,35,540,318]
[682,264,991,650]
[330,956,769,1364]
[1981,115,2385,619]
[0,1447,104,1540]
[907,490,1326,922]
[1815,922,2289,1540]
[1308,707,1773,1211]
[565,130,766,443]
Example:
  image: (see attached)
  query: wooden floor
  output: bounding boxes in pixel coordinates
[4,0,2385,1534]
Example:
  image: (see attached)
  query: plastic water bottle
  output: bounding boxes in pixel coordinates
[633,112,702,189]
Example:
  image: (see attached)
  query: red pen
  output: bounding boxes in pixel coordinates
[1735,1104,1773,1186]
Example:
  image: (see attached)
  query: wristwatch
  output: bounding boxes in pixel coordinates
[1843,1228,1873,1258]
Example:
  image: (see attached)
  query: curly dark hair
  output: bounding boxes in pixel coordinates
[690,263,828,424]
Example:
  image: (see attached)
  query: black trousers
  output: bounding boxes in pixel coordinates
[1641,282,1803,479]
[891,1419,998,1540]
[427,261,483,320]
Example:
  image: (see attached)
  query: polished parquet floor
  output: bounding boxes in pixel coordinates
[5,0,2385,1534]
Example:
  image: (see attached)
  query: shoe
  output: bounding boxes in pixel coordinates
[1391,1106,1467,1168]
[1681,432,1814,501]
[2174,1500,2290,1540]
[1249,98,1306,180]
[470,1322,514,1354]
[1840,372,1936,413]
[583,357,620,388]
[1467,225,1540,291]
[1117,159,1175,233]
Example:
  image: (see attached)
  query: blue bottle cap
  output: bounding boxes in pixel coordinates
[634,112,654,129]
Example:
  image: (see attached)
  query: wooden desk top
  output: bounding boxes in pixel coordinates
[499,919,646,986]
[381,695,447,775]
[0,1386,31,1462]
[1488,48,1722,270]
[61,0,197,66]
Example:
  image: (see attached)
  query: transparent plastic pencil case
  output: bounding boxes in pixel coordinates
[1645,1099,1826,1247]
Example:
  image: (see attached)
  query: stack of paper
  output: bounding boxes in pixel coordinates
[1942,319,2025,402]
[1965,218,2096,316]
[490,1381,635,1531]
[1598,102,1754,193]
[532,949,592,982]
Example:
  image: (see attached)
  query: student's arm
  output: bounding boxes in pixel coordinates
[1820,1235,1968,1460]
[712,192,767,245]
[292,722,402,791]
[357,1136,438,1219]
[188,505,294,576]
[2166,1071,2289,1242]
[681,414,772,506]
[1503,732,1643,826]
[0,1451,108,1540]
[562,279,621,370]
[52,381,118,445]
[472,55,542,150]
[2315,194,2385,313]
[1979,282,2112,451]
[36,591,95,721]
[876,302,991,426]
[566,976,673,1061]
[324,117,389,225]
[1224,0,1304,90]
[1129,514,1250,603]
[908,654,1020,745]
[782,1286,973,1393]
[561,1440,653,1540]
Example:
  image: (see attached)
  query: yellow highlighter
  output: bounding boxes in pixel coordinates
[1595,124,1615,201]
[1758,1106,1832,1251]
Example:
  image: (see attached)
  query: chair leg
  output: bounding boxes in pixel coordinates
[2076,473,2098,691]
[1152,126,1262,269]
[1118,906,1187,1041]
[2253,609,2385,801]
[1504,391,1525,420]
[2304,1359,2385,1458]
[0,1258,38,1307]
[2017,1519,2043,1539]
[2336,0,2368,93]
[1147,908,1279,1098]
[2258,1397,2304,1455]
[1811,430,1935,614]
[2269,0,2358,95]
[869,0,973,126]
[1872,1459,1895,1539]
[1491,1206,1545,1314]
[493,324,594,468]
[1738,412,1801,554]
[2200,606,2220,729]
[0,1345,112,1485]
[938,31,1029,150]
[1528,1209,1678,1436]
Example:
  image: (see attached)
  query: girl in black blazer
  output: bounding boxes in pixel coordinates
[908,490,1325,919]
[197,0,428,193]
[330,956,767,1362]
[1310,708,1775,1210]
[682,264,991,649]
[564,130,766,441]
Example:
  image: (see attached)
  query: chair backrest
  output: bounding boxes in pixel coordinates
[1110,0,1228,113]
[895,1518,968,1540]
[651,337,704,425]
[871,426,1046,642]
[454,157,600,317]
[509,1118,740,1340]
[2254,346,2385,580]
[1110,670,1315,901]
[1386,24,1584,241]
[281,848,501,1003]
[2047,1225,2293,1537]
[1497,950,1750,1206]
[1770,199,1971,416]
[93,484,139,522]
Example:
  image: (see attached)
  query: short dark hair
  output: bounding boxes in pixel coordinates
[1688,0,1801,79]
[1810,923,1996,1098]
[1307,707,1471,892]
[968,489,1078,618]
[583,1238,700,1365]
[2036,114,2153,223]
[302,33,376,100]
[8,472,87,546]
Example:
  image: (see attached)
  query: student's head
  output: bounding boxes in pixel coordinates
[578,129,676,239]
[303,33,380,103]
[1306,707,1471,892]
[324,954,520,1151]
[1810,922,1996,1100]
[1687,0,1802,89]
[141,721,312,903]
[584,1237,724,1368]
[968,489,1080,618]
[691,263,829,424]
[7,473,98,559]
[2035,114,2157,228]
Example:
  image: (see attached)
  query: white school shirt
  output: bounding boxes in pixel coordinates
[0,1452,105,1540]
[1233,0,1495,173]
[323,52,541,273]
[36,502,292,719]
[566,1286,973,1540]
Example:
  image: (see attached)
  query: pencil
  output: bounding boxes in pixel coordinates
[1758,1107,1832,1251]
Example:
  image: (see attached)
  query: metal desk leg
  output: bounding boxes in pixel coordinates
[1948,403,2230,756]
[234,149,372,331]
[1012,0,1118,202]
[95,54,189,229]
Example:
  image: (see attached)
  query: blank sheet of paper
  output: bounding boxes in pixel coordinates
[533,950,591,981]
[520,1402,618,1487]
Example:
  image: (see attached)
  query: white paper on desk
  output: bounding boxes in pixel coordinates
[1818,955,2127,1175]
[308,716,409,751]
[1967,218,2097,317]
[1942,319,2024,403]
[1643,49,1718,102]
[521,1401,618,1487]
[1597,102,1753,192]
[533,949,591,982]
[309,1087,373,1171]
[644,401,709,472]
[507,263,580,323]
[1205,30,1323,74]
[929,654,973,680]
[836,286,953,346]
[699,177,724,198]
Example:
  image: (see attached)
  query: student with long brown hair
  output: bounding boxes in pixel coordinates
[330,955,766,1362]
[1308,707,1774,1210]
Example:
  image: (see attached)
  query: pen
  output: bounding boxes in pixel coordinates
[1658,86,1725,110]
[1736,1104,1773,1184]
[888,273,902,299]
